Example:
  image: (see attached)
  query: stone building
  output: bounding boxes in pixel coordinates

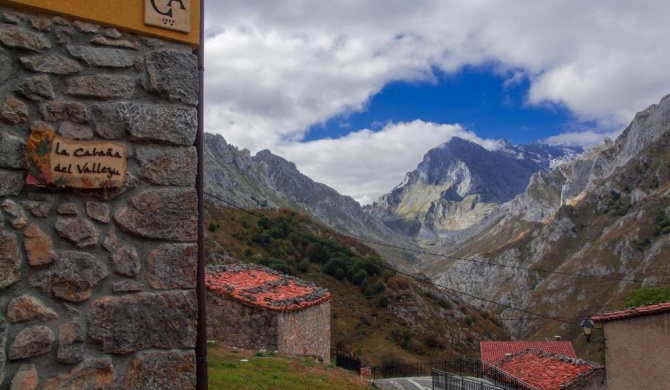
[0,3,201,388]
[206,264,332,363]
[592,301,670,390]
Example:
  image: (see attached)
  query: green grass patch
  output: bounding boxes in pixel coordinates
[208,346,372,390]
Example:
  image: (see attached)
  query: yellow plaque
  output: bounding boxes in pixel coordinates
[3,0,200,46]
[26,130,127,189]
[145,0,191,33]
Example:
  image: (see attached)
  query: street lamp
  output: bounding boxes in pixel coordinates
[581,318,595,342]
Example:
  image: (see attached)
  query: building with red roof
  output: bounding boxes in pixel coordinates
[592,302,670,390]
[206,264,331,363]
[480,341,577,366]
[498,349,605,390]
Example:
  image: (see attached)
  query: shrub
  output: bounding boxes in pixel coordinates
[386,276,411,290]
[376,295,389,308]
[353,270,368,286]
[624,285,670,307]
[297,258,310,273]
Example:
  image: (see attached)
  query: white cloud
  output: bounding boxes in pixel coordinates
[275,121,496,205]
[203,0,670,203]
[545,130,621,148]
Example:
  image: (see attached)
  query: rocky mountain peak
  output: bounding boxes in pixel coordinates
[366,136,581,238]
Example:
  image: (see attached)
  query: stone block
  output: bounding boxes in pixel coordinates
[148,244,197,289]
[21,201,51,218]
[0,131,26,168]
[58,122,94,140]
[135,145,197,186]
[112,245,140,277]
[91,36,139,50]
[66,45,134,67]
[124,351,196,390]
[15,74,55,101]
[91,102,197,145]
[0,170,24,196]
[28,16,52,31]
[102,227,117,252]
[143,50,198,106]
[57,320,85,364]
[66,75,135,99]
[86,202,109,223]
[8,325,55,360]
[72,21,99,33]
[23,224,55,265]
[0,229,20,290]
[54,28,74,44]
[33,251,109,302]
[44,358,113,390]
[2,199,27,228]
[7,294,58,322]
[10,363,38,390]
[114,188,197,241]
[39,102,87,123]
[19,54,80,74]
[55,217,99,247]
[56,202,78,215]
[1,95,28,124]
[0,25,50,51]
[88,291,197,354]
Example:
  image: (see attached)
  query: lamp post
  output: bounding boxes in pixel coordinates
[581,318,595,342]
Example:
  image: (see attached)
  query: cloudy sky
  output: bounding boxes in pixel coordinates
[203,0,670,205]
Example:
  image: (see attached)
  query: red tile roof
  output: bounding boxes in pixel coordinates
[205,264,331,312]
[480,341,577,366]
[591,301,670,323]
[498,350,604,390]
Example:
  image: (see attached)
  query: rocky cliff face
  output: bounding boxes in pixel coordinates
[365,137,581,241]
[425,94,670,357]
[204,133,420,263]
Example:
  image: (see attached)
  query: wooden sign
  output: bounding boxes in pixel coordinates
[26,130,127,189]
[145,0,191,33]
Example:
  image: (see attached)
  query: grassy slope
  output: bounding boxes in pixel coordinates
[208,346,372,390]
[204,202,509,367]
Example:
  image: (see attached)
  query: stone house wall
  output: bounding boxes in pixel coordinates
[602,312,670,390]
[277,300,330,364]
[207,292,331,364]
[0,6,199,389]
[207,292,279,352]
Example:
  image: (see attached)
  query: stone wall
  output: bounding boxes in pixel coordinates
[0,6,199,389]
[207,292,278,352]
[602,312,670,390]
[277,301,330,364]
[207,292,331,364]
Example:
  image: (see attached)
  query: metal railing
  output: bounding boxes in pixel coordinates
[369,358,539,390]
[432,369,515,390]
[371,358,483,380]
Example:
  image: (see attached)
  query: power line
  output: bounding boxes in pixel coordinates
[203,192,582,328]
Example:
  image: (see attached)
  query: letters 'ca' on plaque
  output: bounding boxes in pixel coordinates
[26,129,127,189]
[145,0,191,33]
